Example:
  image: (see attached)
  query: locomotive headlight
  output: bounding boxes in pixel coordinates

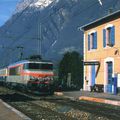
[30,76,33,80]
[30,76,36,80]
[50,77,53,81]
[38,77,44,82]
[47,76,53,81]
[44,77,48,81]
[44,76,53,82]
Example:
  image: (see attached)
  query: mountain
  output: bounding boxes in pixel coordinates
[0,0,120,66]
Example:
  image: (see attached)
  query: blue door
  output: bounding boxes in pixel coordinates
[107,62,113,92]
[91,65,96,86]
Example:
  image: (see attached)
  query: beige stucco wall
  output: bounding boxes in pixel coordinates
[84,18,120,90]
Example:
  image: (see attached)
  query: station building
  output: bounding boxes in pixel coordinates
[81,10,120,93]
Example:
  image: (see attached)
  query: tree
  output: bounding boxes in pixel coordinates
[58,51,83,90]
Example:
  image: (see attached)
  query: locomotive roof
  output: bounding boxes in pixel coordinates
[8,60,53,67]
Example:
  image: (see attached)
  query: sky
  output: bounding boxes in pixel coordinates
[0,0,20,26]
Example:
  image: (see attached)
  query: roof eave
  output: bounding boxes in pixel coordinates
[79,9,120,31]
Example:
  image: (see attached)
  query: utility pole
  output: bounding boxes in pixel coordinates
[37,22,42,57]
[40,23,42,56]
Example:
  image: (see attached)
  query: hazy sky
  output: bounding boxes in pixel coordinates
[0,0,20,26]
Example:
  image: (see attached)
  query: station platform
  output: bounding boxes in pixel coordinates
[0,99,31,120]
[54,91,120,106]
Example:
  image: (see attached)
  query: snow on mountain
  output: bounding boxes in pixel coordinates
[15,0,55,13]
[14,0,35,14]
[30,0,54,8]
[0,0,120,66]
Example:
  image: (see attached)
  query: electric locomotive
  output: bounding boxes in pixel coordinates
[4,60,54,94]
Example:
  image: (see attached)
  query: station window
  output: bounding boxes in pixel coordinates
[103,26,115,47]
[88,32,97,51]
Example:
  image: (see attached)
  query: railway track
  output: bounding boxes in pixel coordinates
[0,86,120,120]
[0,86,74,120]
[9,101,74,120]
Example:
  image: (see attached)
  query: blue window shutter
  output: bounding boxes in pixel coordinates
[110,26,115,46]
[88,34,90,50]
[103,29,106,47]
[94,32,97,49]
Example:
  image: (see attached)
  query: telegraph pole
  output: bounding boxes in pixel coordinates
[37,22,42,56]
[40,23,42,56]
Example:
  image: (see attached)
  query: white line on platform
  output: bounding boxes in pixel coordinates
[0,99,32,120]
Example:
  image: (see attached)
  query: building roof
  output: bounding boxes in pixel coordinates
[80,10,120,31]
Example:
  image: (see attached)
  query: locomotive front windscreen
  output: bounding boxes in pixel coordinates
[23,63,53,70]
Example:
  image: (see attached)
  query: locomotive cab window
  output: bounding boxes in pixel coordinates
[23,63,53,70]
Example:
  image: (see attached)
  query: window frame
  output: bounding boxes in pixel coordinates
[103,24,115,48]
[88,31,97,51]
